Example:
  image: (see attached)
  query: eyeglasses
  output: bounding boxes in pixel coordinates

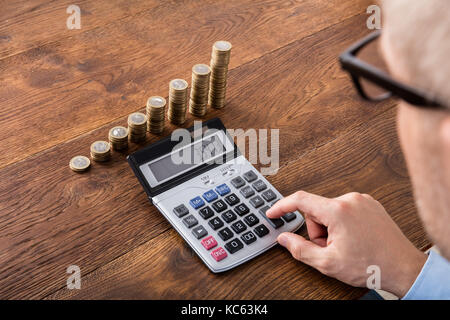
[339,30,445,110]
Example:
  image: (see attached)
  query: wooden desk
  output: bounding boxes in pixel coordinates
[0,0,430,299]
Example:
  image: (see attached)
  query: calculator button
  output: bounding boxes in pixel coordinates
[243,170,258,182]
[173,204,189,217]
[221,210,237,223]
[224,193,240,206]
[211,247,228,262]
[199,206,214,219]
[270,200,279,207]
[192,225,208,239]
[240,186,255,198]
[218,227,234,241]
[241,231,257,245]
[201,236,218,250]
[252,180,267,192]
[212,199,227,213]
[261,189,277,202]
[259,205,285,229]
[249,195,264,208]
[182,215,198,228]
[243,213,259,227]
[234,203,250,216]
[254,224,270,237]
[209,217,224,230]
[282,212,297,222]
[231,220,247,234]
[215,183,231,196]
[202,190,218,203]
[225,238,244,254]
[231,176,246,188]
[189,196,205,209]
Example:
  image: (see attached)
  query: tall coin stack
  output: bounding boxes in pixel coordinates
[108,126,128,150]
[146,96,166,134]
[128,112,147,142]
[90,141,111,162]
[189,64,211,117]
[168,79,188,125]
[209,41,232,109]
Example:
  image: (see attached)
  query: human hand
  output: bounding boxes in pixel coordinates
[266,191,427,297]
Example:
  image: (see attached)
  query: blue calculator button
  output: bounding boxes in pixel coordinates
[189,196,205,209]
[215,184,231,196]
[202,190,218,203]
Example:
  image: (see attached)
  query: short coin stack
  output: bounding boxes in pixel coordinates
[146,96,166,134]
[69,155,91,172]
[90,141,112,162]
[108,126,128,150]
[189,64,211,117]
[168,79,189,125]
[209,41,232,109]
[128,112,147,142]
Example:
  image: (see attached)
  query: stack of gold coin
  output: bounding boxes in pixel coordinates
[90,141,111,162]
[168,79,188,125]
[146,96,166,134]
[128,112,147,142]
[189,64,211,117]
[108,126,128,150]
[209,41,232,109]
[69,155,91,172]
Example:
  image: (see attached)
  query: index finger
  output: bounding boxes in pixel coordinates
[266,191,335,226]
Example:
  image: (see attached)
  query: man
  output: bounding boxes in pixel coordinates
[266,0,450,299]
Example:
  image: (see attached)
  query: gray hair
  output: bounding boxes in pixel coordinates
[383,0,450,107]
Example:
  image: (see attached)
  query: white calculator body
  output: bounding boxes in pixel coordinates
[128,118,304,273]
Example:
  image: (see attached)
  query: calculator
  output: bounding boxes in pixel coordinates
[127,118,304,272]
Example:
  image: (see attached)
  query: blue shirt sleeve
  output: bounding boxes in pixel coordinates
[402,250,450,300]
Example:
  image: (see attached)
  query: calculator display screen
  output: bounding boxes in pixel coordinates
[148,134,226,183]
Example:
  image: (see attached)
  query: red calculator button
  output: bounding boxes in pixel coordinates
[211,247,227,262]
[201,236,218,250]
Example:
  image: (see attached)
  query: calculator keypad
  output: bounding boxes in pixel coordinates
[172,174,300,265]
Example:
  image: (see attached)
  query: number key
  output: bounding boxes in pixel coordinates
[231,220,247,234]
[243,213,259,227]
[254,224,270,238]
[225,238,244,254]
[209,217,224,230]
[212,199,227,213]
[241,231,257,245]
[218,227,234,241]
[234,203,250,216]
[199,206,214,219]
[224,193,240,206]
[221,210,237,223]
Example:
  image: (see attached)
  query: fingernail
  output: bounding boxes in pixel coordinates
[278,234,288,247]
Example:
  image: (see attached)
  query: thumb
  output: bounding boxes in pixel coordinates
[278,232,325,268]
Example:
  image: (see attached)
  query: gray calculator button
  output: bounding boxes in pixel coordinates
[270,200,279,207]
[252,180,267,192]
[261,189,277,202]
[259,205,285,229]
[243,170,258,182]
[249,195,264,208]
[173,204,189,217]
[240,186,255,198]
[282,212,297,222]
[231,176,245,188]
[192,225,208,239]
[183,215,198,228]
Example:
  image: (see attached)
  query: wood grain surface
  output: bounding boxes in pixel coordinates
[0,0,430,299]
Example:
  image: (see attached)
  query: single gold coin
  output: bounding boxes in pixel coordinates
[69,155,91,172]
